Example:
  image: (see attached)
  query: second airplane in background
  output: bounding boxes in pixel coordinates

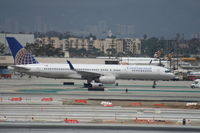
[6,37,175,88]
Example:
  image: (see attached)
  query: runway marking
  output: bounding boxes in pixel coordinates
[17,88,87,93]
[16,84,65,87]
[16,88,200,93]
[106,84,190,89]
[109,89,200,93]
[16,83,190,89]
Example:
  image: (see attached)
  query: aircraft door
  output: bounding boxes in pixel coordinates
[35,67,41,72]
[157,68,161,75]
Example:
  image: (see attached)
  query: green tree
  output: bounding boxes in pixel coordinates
[106,48,116,56]
[142,37,165,57]
[116,52,126,57]
[0,43,6,55]
[79,48,87,57]
[54,48,64,57]
[188,39,200,55]
[124,51,133,57]
[25,43,64,57]
[68,48,79,57]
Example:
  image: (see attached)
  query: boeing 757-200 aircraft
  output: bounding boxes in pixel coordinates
[6,37,174,88]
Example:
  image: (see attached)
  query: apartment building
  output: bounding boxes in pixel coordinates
[93,38,141,55]
[62,37,89,50]
[35,37,141,56]
[123,38,141,55]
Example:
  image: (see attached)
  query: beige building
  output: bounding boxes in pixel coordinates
[62,39,68,51]
[93,39,104,51]
[35,37,141,56]
[123,38,141,55]
[93,38,141,55]
[102,38,115,54]
[62,37,89,51]
[35,37,49,46]
[93,38,123,54]
[93,38,124,55]
[35,37,63,48]
[49,37,62,48]
[36,37,90,52]
[115,39,124,53]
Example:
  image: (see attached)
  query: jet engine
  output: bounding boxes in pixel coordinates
[98,76,116,84]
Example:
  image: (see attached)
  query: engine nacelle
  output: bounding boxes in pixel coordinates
[99,76,116,84]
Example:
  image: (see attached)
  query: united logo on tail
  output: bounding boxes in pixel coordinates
[6,37,39,65]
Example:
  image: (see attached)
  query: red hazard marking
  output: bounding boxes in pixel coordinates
[130,102,142,106]
[41,98,53,101]
[0,97,2,101]
[153,104,165,106]
[64,119,79,123]
[103,104,113,107]
[10,97,22,101]
[0,74,12,79]
[74,99,87,104]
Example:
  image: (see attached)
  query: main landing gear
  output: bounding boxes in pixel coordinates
[152,80,157,88]
[84,80,104,91]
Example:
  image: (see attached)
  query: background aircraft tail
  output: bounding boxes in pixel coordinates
[6,37,39,65]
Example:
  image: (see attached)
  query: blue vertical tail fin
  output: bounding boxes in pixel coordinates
[6,37,39,65]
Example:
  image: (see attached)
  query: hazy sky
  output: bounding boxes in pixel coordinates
[0,0,200,38]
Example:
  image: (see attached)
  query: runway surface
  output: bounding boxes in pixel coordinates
[1,77,200,132]
[1,104,200,122]
[1,124,200,133]
[0,77,199,101]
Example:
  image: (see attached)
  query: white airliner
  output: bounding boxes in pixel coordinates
[6,37,175,87]
[97,57,168,67]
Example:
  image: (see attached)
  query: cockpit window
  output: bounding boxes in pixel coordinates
[165,69,171,73]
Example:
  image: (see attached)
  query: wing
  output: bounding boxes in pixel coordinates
[67,60,101,79]
[76,70,101,79]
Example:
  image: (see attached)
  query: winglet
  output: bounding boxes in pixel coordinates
[67,60,75,70]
